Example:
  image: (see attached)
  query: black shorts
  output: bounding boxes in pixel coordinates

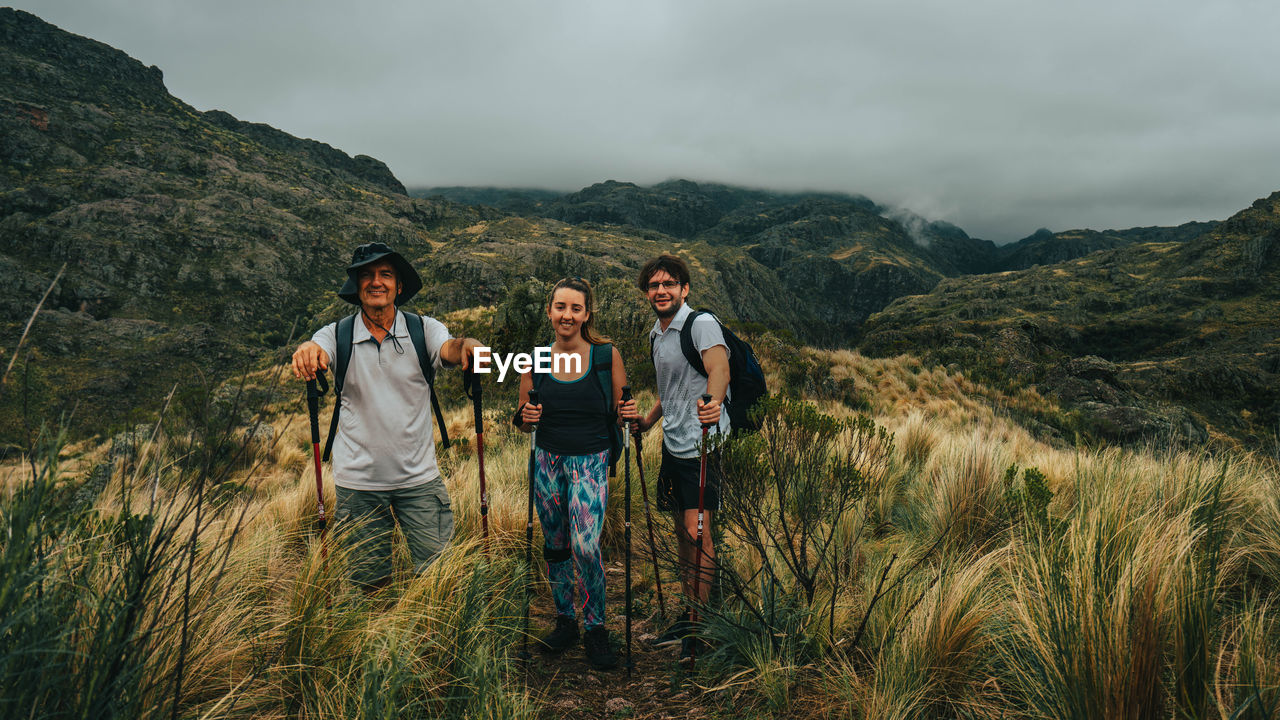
[657,444,722,512]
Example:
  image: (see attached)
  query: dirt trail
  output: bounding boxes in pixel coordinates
[517,559,716,720]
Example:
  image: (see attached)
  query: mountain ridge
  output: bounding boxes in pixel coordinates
[858,192,1280,445]
[1,7,1272,450]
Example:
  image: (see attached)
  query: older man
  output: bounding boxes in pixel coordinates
[292,242,482,589]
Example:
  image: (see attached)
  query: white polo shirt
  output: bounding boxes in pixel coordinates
[311,311,451,490]
[650,302,731,458]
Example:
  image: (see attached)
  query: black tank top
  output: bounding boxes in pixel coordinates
[535,368,610,456]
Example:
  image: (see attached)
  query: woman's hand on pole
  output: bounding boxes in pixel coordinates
[618,398,640,426]
[520,401,542,426]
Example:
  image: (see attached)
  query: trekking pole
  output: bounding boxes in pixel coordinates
[622,385,634,677]
[689,392,713,671]
[519,389,540,662]
[633,433,666,618]
[305,371,330,554]
[464,371,489,556]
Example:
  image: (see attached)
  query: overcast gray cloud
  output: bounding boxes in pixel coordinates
[19,0,1280,240]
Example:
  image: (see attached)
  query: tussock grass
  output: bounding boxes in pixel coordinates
[4,349,1279,719]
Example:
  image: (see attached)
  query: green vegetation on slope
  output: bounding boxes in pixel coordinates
[1,6,1270,455]
[858,193,1280,447]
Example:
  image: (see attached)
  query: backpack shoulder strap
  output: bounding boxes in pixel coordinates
[591,342,613,401]
[401,311,450,450]
[401,311,437,388]
[334,313,356,392]
[531,345,549,393]
[591,342,620,477]
[679,309,710,378]
[322,313,358,461]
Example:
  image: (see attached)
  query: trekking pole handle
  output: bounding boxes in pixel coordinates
[467,372,483,429]
[700,393,713,429]
[306,370,328,444]
[527,390,540,430]
[621,385,632,449]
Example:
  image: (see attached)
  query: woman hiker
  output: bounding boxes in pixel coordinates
[515,277,628,670]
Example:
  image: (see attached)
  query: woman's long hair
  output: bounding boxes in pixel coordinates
[548,277,610,345]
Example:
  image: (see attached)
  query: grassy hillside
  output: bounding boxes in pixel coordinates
[6,7,1280,719]
[416,179,1223,344]
[858,192,1280,448]
[4,332,1277,719]
[0,10,823,446]
[4,7,1280,720]
[0,8,500,443]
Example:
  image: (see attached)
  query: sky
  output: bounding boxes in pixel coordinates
[18,0,1280,242]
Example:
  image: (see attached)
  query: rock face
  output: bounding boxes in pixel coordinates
[539,181,993,335]
[202,111,405,195]
[859,192,1280,448]
[420,180,1211,346]
[994,223,1215,271]
[1073,402,1207,445]
[1046,356,1126,405]
[242,423,277,464]
[547,180,724,238]
[0,8,489,442]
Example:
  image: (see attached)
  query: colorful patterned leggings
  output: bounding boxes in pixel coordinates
[533,448,609,630]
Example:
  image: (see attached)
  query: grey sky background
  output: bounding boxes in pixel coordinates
[19,0,1280,241]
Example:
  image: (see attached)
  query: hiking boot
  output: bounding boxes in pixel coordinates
[583,626,619,670]
[679,635,705,666]
[651,607,693,648]
[538,615,578,653]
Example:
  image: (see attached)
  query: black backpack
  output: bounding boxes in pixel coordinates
[519,343,624,477]
[322,311,450,461]
[658,309,768,432]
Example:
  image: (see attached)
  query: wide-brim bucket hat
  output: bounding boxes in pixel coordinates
[337,242,423,306]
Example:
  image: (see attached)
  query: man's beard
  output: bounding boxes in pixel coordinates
[652,296,682,319]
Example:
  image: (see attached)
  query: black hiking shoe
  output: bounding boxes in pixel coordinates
[538,615,578,653]
[679,635,705,666]
[583,626,619,670]
[651,607,693,648]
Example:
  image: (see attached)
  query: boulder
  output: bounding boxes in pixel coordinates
[1046,355,1125,404]
[242,423,276,463]
[1075,402,1208,445]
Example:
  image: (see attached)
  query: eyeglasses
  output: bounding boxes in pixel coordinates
[646,280,682,291]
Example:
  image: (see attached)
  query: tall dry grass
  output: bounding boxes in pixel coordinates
[5,347,1279,719]
[707,348,1280,719]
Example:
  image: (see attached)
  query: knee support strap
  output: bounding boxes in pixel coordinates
[543,545,571,563]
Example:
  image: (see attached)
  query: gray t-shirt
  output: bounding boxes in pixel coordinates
[311,311,451,491]
[650,302,731,458]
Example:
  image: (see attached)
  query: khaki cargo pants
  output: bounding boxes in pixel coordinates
[335,478,454,588]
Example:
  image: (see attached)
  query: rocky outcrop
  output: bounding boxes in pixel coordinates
[1073,402,1208,445]
[0,9,491,443]
[546,180,724,238]
[995,222,1214,271]
[858,193,1280,448]
[203,111,405,195]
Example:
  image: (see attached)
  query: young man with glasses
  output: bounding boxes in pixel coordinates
[619,254,729,663]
